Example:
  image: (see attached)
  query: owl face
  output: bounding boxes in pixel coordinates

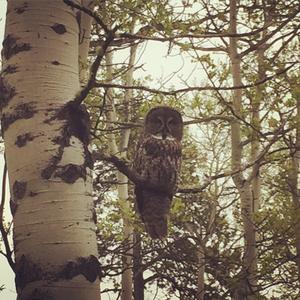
[144,106,183,141]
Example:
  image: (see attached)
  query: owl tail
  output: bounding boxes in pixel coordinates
[144,217,168,239]
[138,189,172,239]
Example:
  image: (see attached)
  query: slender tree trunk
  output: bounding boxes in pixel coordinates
[251,0,269,216]
[287,95,300,283]
[196,190,217,299]
[196,243,205,300]
[133,231,144,300]
[104,40,138,300]
[104,50,133,300]
[229,0,257,298]
[119,41,138,300]
[251,68,262,214]
[1,1,100,299]
[78,0,94,85]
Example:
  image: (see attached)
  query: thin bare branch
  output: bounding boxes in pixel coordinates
[94,62,297,95]
[0,160,15,271]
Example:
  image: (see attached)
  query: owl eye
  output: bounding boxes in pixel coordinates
[167,118,176,126]
[154,117,164,128]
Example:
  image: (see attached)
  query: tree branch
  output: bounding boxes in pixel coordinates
[63,0,110,34]
[94,62,298,96]
[0,160,15,272]
[94,123,290,195]
[73,31,116,105]
[93,153,173,195]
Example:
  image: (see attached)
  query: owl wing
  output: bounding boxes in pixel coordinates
[133,135,182,239]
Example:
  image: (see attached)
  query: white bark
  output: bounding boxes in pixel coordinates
[104,50,133,299]
[1,1,100,299]
[287,95,300,283]
[78,0,94,85]
[120,42,138,300]
[229,0,257,298]
[104,40,138,299]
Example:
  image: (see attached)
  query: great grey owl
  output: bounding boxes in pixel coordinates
[133,106,183,239]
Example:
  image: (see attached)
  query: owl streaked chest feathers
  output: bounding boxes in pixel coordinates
[134,135,182,186]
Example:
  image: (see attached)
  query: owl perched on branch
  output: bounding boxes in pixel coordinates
[133,106,183,239]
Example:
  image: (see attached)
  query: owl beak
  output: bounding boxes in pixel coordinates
[162,127,167,139]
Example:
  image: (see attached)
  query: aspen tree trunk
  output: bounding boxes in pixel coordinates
[104,50,133,300]
[119,42,138,300]
[78,0,94,85]
[287,95,300,283]
[196,190,217,300]
[133,231,144,300]
[1,1,100,299]
[196,243,205,300]
[251,1,269,215]
[251,63,262,214]
[229,0,257,298]
[104,41,138,300]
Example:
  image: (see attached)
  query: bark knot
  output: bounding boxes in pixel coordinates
[51,23,67,34]
[15,133,35,147]
[55,164,86,183]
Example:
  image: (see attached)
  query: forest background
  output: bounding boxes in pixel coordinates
[1,0,300,299]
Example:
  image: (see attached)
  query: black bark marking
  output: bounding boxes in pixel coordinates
[56,101,91,145]
[10,198,18,216]
[54,164,86,183]
[2,65,18,74]
[60,255,102,282]
[0,76,16,108]
[1,103,37,133]
[12,180,27,200]
[51,23,67,34]
[51,60,60,65]
[15,132,35,147]
[15,255,100,296]
[41,152,63,180]
[41,101,93,180]
[92,208,97,224]
[76,11,81,27]
[15,255,43,291]
[2,34,31,60]
[14,2,28,14]
[29,191,38,197]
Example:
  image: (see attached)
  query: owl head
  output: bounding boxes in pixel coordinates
[144,106,183,141]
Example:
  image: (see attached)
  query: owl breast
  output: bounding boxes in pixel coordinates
[134,134,182,192]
